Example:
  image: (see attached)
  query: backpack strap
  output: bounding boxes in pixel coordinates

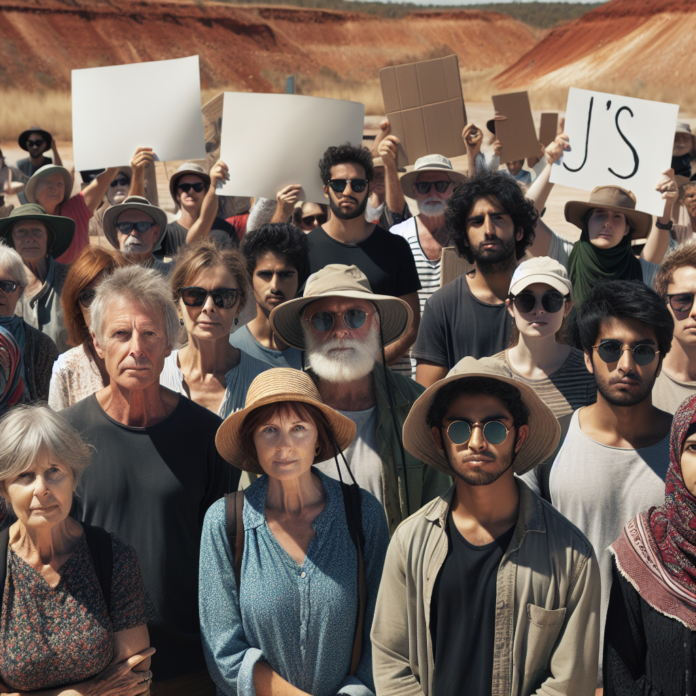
[82,523,113,613]
[225,492,245,590]
[0,527,9,610]
[340,481,367,676]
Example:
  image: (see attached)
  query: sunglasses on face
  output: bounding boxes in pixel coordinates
[666,293,694,315]
[180,286,240,310]
[116,221,155,235]
[327,179,368,194]
[592,340,659,367]
[110,177,130,188]
[511,290,567,314]
[78,289,97,309]
[307,309,370,333]
[178,182,205,194]
[445,420,512,447]
[302,214,327,227]
[414,181,452,195]
[27,139,44,148]
[0,280,19,293]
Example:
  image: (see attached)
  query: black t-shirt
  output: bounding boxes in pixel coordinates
[162,217,238,257]
[17,156,52,178]
[307,225,421,297]
[412,273,511,368]
[62,394,237,682]
[431,514,516,695]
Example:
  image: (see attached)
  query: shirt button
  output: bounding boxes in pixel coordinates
[301,572,306,579]
[497,600,505,609]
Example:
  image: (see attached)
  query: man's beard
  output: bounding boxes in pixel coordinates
[329,193,369,221]
[471,235,516,274]
[443,434,517,486]
[594,363,656,408]
[418,197,446,217]
[303,324,380,383]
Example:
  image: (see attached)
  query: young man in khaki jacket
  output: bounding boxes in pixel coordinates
[371,356,601,695]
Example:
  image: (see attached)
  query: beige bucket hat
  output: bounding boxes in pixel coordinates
[169,162,211,204]
[215,368,357,474]
[102,196,169,252]
[403,356,561,477]
[509,256,573,299]
[400,154,467,195]
[25,164,74,205]
[269,264,413,351]
[565,186,652,237]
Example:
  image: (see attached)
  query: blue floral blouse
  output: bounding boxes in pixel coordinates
[199,469,390,696]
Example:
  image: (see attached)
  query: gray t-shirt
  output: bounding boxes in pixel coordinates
[314,407,383,506]
[651,369,696,415]
[549,408,670,685]
[229,324,303,371]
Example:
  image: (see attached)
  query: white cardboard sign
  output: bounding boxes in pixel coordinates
[72,56,206,171]
[550,88,678,216]
[216,93,365,203]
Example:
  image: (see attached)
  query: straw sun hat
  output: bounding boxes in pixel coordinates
[216,368,357,474]
[403,356,561,477]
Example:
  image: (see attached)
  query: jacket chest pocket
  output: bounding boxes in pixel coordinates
[521,604,566,679]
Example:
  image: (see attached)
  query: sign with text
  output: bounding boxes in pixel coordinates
[72,56,206,171]
[550,88,678,216]
[217,93,364,203]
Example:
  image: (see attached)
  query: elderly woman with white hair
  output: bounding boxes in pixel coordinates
[0,403,156,693]
[61,265,233,693]
[0,243,58,400]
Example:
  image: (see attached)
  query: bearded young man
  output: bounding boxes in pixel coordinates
[413,172,538,387]
[306,144,421,365]
[269,264,451,534]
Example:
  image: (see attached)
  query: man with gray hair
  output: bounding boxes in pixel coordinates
[61,266,233,694]
[269,263,450,534]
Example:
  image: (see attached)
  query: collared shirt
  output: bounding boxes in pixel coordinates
[371,481,601,696]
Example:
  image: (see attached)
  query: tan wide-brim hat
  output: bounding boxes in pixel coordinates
[565,185,652,237]
[403,356,561,477]
[25,164,74,205]
[102,196,169,252]
[400,154,467,195]
[269,264,413,351]
[216,368,357,474]
[0,203,75,259]
[169,162,211,204]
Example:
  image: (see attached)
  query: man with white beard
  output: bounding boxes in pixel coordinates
[390,155,467,377]
[270,263,451,534]
[103,196,172,277]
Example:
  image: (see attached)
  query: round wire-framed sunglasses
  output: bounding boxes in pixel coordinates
[306,309,371,333]
[510,290,567,314]
[445,420,512,447]
[591,340,659,367]
[180,287,241,309]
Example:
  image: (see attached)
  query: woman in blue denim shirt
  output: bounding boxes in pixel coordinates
[200,368,390,696]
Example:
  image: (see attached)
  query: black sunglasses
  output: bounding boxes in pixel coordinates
[78,289,97,309]
[302,214,327,226]
[414,181,452,195]
[445,420,511,447]
[307,309,370,333]
[116,221,156,234]
[180,286,240,310]
[327,179,368,194]
[511,290,567,314]
[592,340,659,367]
[26,139,44,148]
[178,182,206,194]
[0,280,19,293]
[110,177,130,188]
[666,293,694,314]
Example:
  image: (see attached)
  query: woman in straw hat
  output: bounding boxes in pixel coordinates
[605,394,696,693]
[200,368,389,696]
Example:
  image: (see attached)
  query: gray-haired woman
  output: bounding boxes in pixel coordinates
[0,404,157,694]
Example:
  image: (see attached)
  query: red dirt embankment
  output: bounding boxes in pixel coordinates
[0,0,540,92]
[495,0,696,94]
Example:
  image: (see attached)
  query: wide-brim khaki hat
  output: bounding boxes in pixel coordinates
[400,154,467,195]
[169,162,211,204]
[509,256,573,299]
[0,204,75,259]
[403,356,561,477]
[216,368,357,474]
[25,165,73,205]
[565,185,652,237]
[103,196,169,252]
[269,264,413,351]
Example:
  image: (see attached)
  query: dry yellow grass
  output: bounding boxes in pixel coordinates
[0,89,73,141]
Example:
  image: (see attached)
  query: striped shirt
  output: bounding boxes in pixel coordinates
[159,349,270,419]
[391,217,442,379]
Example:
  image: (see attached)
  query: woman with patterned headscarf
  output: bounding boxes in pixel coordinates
[605,394,696,694]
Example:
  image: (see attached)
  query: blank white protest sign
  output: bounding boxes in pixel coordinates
[72,56,206,171]
[550,88,678,216]
[216,93,365,203]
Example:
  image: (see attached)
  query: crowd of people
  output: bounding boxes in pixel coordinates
[0,111,694,696]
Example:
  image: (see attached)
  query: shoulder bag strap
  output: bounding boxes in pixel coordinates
[82,523,113,612]
[225,492,246,591]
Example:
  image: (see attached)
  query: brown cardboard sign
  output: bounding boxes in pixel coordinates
[539,112,559,148]
[380,55,467,167]
[491,91,540,163]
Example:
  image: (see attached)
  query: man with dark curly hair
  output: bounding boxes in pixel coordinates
[307,143,421,365]
[413,172,538,387]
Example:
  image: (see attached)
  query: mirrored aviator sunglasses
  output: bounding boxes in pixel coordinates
[513,290,566,314]
[593,340,658,367]
[309,309,368,333]
[180,286,240,310]
[446,420,511,446]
